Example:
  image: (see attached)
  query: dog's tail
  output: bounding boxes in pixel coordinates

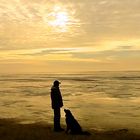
[81,131,91,136]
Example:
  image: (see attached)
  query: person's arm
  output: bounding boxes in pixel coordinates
[58,88,63,107]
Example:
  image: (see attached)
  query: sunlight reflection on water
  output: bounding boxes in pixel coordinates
[0,71,140,131]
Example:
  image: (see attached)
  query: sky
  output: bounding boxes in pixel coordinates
[0,0,140,73]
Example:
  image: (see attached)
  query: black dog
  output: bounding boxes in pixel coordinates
[64,109,91,135]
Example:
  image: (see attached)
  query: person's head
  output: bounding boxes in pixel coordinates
[53,80,61,87]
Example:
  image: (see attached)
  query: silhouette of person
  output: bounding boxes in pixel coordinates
[50,80,64,132]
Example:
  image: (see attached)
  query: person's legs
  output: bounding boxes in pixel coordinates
[53,108,61,131]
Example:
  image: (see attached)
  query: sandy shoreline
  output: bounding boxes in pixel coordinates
[0,118,139,140]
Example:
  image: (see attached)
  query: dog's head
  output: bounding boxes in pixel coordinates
[64,109,73,117]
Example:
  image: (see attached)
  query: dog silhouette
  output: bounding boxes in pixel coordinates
[64,109,91,135]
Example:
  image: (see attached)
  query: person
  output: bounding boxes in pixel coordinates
[50,80,64,132]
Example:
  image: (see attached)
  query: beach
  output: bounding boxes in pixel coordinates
[0,71,140,139]
[0,118,140,140]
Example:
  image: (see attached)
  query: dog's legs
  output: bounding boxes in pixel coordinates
[65,123,70,134]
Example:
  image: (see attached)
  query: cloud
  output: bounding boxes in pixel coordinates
[71,49,140,62]
[12,46,140,64]
[0,0,140,72]
[116,46,133,50]
[19,48,73,56]
[0,0,84,51]
[16,47,89,56]
[1,0,140,39]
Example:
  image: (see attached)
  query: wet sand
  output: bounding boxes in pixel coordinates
[0,118,139,140]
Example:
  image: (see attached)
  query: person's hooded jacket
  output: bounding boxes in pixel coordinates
[51,85,63,109]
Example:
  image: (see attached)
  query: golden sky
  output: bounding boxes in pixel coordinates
[0,0,140,73]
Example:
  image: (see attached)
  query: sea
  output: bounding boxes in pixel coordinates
[0,71,140,132]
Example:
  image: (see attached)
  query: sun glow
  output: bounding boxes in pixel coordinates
[49,11,69,27]
[46,6,71,32]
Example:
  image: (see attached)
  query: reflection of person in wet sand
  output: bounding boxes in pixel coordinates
[50,80,64,132]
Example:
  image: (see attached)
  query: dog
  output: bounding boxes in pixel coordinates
[64,109,91,135]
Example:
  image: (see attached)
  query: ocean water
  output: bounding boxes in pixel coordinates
[0,71,140,131]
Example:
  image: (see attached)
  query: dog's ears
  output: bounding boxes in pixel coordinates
[64,109,67,112]
[64,109,70,112]
[64,109,71,113]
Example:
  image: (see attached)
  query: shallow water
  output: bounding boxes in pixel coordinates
[0,71,140,131]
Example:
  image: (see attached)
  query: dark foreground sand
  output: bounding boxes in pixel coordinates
[0,118,139,140]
